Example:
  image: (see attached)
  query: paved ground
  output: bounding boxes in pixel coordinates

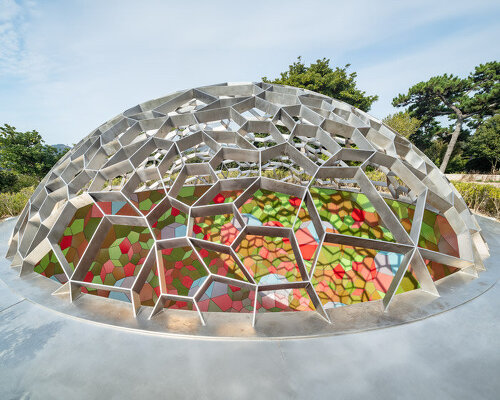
[1,216,499,400]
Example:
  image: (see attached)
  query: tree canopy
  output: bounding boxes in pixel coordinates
[383,111,421,139]
[392,61,499,172]
[263,57,378,112]
[466,114,500,172]
[0,124,67,180]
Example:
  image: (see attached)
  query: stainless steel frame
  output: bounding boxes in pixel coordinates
[5,82,489,328]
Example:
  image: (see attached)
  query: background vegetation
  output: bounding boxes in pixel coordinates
[267,58,499,174]
[0,124,68,218]
[0,59,498,218]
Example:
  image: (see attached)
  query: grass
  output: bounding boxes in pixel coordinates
[0,186,35,219]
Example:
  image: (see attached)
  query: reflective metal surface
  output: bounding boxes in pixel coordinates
[4,82,489,328]
[2,215,498,339]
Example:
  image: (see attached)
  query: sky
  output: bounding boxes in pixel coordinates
[0,0,499,145]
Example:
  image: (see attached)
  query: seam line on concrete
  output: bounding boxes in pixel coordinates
[0,299,25,314]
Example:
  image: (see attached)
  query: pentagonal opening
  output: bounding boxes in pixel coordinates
[122,168,166,215]
[260,143,317,184]
[238,120,285,149]
[176,130,219,163]
[289,124,340,166]
[167,163,216,206]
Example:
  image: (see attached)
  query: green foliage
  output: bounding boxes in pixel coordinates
[466,114,500,172]
[0,124,68,179]
[383,111,421,138]
[263,57,378,112]
[0,186,34,219]
[453,181,500,219]
[0,170,18,192]
[393,61,499,172]
[0,170,39,193]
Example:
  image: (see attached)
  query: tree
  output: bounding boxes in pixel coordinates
[0,124,68,179]
[467,114,500,172]
[263,57,378,112]
[383,111,421,139]
[392,61,499,173]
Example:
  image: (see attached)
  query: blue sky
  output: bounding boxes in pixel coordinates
[0,0,499,145]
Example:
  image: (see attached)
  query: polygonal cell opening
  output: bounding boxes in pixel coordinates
[197,280,256,313]
[33,250,68,284]
[238,122,283,149]
[157,246,209,297]
[129,189,166,215]
[124,169,167,215]
[148,198,188,240]
[235,234,304,284]
[291,135,333,166]
[257,287,316,312]
[194,246,249,282]
[261,155,315,184]
[191,214,242,245]
[311,242,415,308]
[82,225,154,290]
[309,187,395,242]
[99,170,134,192]
[58,203,103,271]
[365,164,411,200]
[239,188,302,229]
[213,159,259,179]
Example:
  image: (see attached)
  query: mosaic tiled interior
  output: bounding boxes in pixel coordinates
[8,82,487,326]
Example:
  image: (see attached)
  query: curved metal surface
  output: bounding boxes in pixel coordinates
[4,82,490,330]
[1,215,498,339]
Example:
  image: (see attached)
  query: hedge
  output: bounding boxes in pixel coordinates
[452,181,500,219]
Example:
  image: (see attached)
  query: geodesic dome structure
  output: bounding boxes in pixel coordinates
[6,82,489,326]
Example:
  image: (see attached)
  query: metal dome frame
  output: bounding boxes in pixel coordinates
[6,82,490,328]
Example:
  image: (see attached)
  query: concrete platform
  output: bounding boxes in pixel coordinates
[1,215,499,399]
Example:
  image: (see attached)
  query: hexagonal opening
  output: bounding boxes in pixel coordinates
[235,233,305,284]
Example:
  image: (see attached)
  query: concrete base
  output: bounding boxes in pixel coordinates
[1,215,499,399]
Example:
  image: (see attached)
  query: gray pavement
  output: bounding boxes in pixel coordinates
[1,215,499,400]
